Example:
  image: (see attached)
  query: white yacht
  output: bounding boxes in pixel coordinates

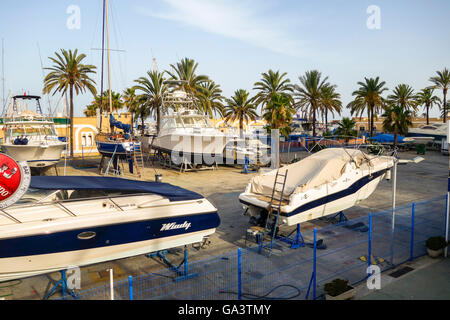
[151,88,237,165]
[1,95,67,169]
[407,122,447,142]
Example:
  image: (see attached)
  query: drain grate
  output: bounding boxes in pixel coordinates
[389,266,414,278]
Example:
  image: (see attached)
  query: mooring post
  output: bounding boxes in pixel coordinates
[237,248,242,300]
[128,275,133,300]
[410,202,415,261]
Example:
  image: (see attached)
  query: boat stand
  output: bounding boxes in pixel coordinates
[146,246,198,282]
[328,211,348,224]
[276,224,305,249]
[43,270,78,300]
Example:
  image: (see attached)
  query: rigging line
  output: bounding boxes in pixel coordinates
[109,0,126,89]
[37,42,52,115]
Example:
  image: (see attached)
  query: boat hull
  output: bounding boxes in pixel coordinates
[0,143,66,168]
[239,169,388,226]
[0,211,220,282]
[152,133,230,165]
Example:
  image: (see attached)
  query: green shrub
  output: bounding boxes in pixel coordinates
[367,142,385,155]
[324,278,352,297]
[425,236,448,250]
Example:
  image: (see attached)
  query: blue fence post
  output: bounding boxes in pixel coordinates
[410,202,415,261]
[313,228,317,300]
[368,213,372,274]
[237,248,242,300]
[128,275,133,300]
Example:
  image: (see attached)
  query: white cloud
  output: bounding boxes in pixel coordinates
[134,0,306,57]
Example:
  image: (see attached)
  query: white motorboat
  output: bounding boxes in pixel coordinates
[151,88,237,165]
[407,122,447,142]
[239,148,395,226]
[1,95,67,168]
[0,175,220,282]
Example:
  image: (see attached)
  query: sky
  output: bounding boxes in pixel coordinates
[0,0,449,118]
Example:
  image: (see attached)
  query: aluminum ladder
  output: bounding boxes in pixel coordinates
[132,142,145,178]
[262,168,288,254]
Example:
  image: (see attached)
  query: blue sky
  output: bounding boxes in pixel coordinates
[0,0,449,118]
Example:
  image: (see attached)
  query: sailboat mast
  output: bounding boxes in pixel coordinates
[99,0,106,130]
[105,0,113,116]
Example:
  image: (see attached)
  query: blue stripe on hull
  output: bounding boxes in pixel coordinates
[0,212,220,258]
[96,142,130,156]
[240,169,387,217]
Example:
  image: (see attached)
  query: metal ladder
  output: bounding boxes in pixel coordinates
[262,168,288,254]
[132,142,145,178]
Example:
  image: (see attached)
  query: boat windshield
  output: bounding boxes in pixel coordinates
[14,188,144,205]
[181,115,211,128]
[7,125,57,137]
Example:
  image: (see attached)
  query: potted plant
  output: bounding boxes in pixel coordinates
[425,236,448,258]
[324,278,356,300]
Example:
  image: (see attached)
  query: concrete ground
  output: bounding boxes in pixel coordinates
[1,148,448,300]
[358,256,450,300]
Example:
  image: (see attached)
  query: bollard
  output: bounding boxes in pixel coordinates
[128,275,133,300]
[237,248,242,300]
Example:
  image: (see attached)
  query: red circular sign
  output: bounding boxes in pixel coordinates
[0,153,30,208]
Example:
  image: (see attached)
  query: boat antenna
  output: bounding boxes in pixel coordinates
[99,0,106,130]
[37,42,51,115]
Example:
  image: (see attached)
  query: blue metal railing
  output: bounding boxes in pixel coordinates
[55,195,447,300]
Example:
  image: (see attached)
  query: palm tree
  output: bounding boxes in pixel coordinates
[382,104,413,147]
[166,57,210,101]
[122,87,140,127]
[429,68,450,122]
[262,93,296,137]
[319,84,342,132]
[197,81,225,117]
[224,89,258,138]
[253,69,293,108]
[387,84,419,111]
[133,70,168,134]
[293,70,329,137]
[335,117,357,142]
[347,77,388,137]
[43,49,97,157]
[84,90,123,116]
[416,88,441,124]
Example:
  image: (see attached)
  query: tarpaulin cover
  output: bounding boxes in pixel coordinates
[249,148,389,199]
[369,133,405,143]
[30,176,203,202]
[109,114,131,134]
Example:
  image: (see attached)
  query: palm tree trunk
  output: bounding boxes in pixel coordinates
[426,105,429,125]
[156,106,161,135]
[367,108,371,136]
[312,107,316,137]
[69,85,74,158]
[325,110,328,133]
[141,116,145,136]
[369,104,374,137]
[443,89,447,123]
[394,132,398,148]
[239,118,243,138]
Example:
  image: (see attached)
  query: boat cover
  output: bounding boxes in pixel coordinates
[249,148,389,200]
[109,114,131,134]
[29,176,203,202]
